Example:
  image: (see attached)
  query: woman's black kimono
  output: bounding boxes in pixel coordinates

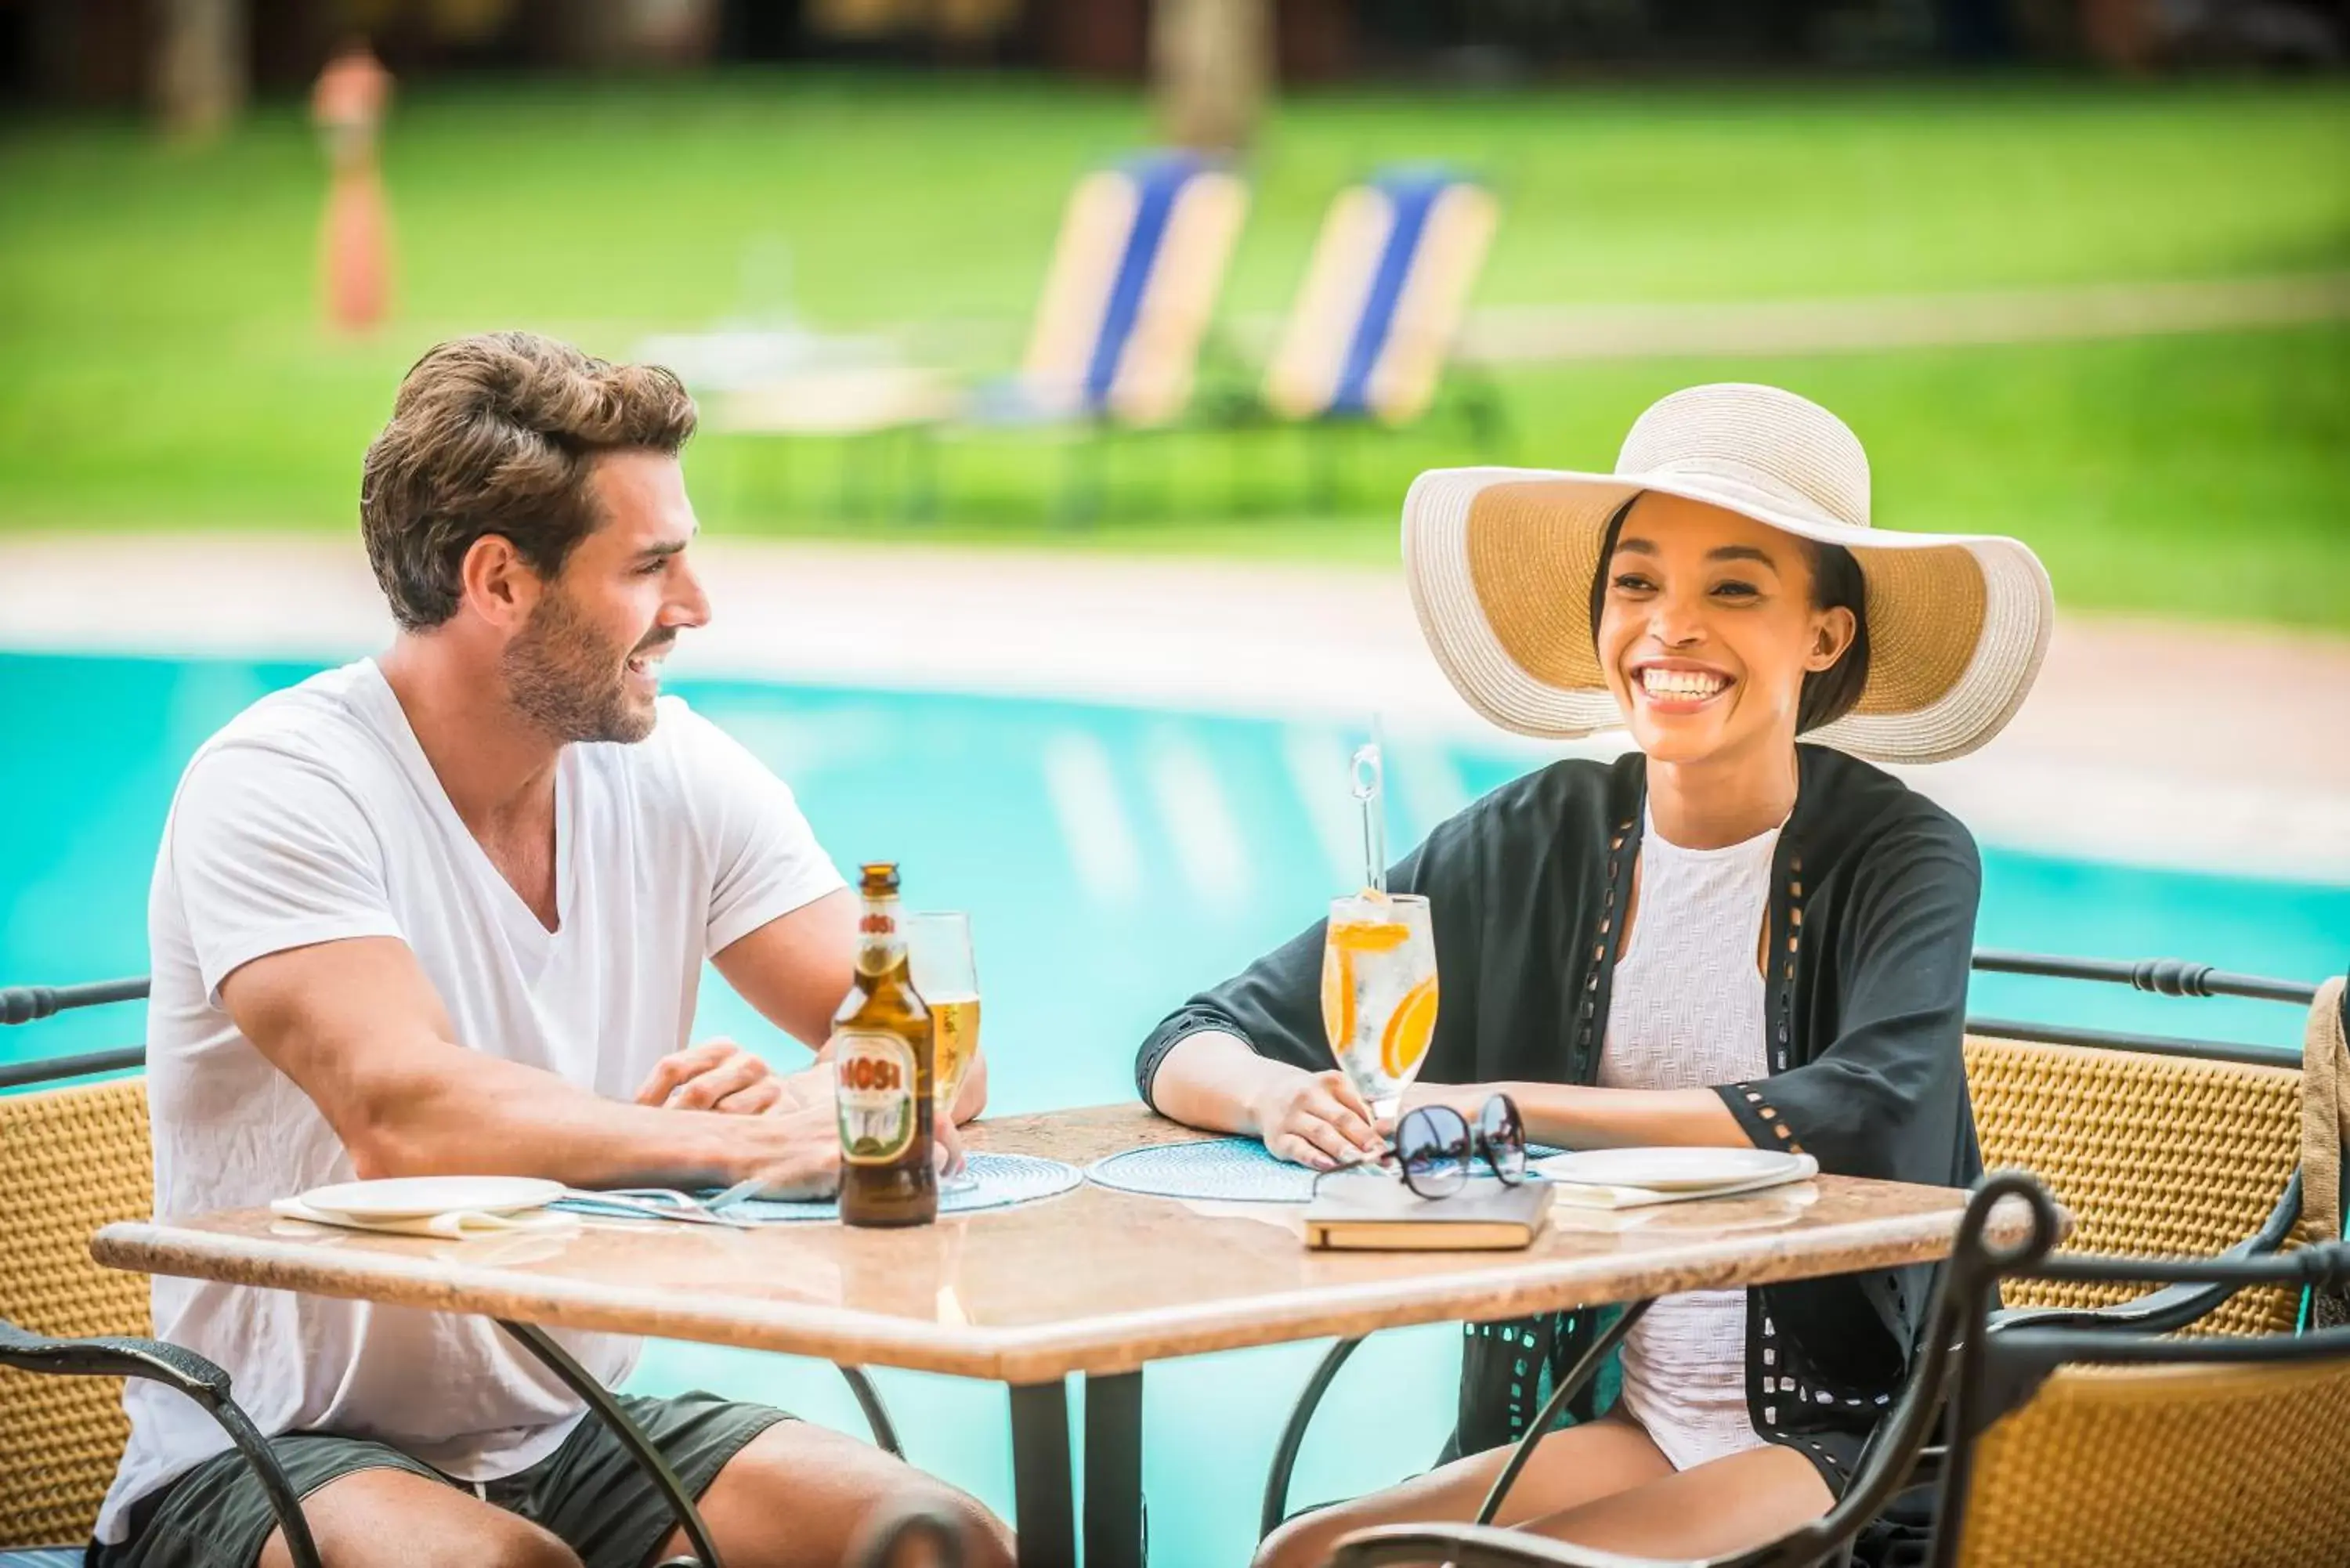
[1135,743,1983,1492]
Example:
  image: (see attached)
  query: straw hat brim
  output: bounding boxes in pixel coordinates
[1403,465,2055,764]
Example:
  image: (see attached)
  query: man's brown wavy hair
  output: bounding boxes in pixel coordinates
[360,331,697,631]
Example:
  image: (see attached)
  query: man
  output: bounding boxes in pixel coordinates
[95,332,1012,1568]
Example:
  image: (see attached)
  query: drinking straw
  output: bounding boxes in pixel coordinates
[1351,728,1387,898]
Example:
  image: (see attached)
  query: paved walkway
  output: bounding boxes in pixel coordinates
[741,271,2350,376]
[2,534,2345,883]
[1447,272,2350,363]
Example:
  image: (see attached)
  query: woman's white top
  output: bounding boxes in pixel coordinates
[1597,804,1781,1472]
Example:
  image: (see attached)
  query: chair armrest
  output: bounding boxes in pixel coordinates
[0,1317,322,1568]
[1989,1170,2304,1339]
[1990,1277,2240,1337]
[0,1318,233,1395]
[1331,1514,1864,1568]
[1329,1520,1695,1568]
[845,1501,971,1568]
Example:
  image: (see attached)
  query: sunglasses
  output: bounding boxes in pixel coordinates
[1318,1093,1528,1201]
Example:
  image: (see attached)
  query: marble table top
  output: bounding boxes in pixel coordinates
[92,1104,2030,1384]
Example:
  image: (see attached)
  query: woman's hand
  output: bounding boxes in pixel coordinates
[1249,1068,1386,1171]
[634,1039,781,1115]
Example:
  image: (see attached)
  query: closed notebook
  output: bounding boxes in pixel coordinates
[1303,1176,1551,1252]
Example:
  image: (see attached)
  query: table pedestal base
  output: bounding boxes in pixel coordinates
[1010,1371,1147,1568]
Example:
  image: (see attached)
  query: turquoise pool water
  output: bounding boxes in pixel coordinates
[7,651,2347,1563]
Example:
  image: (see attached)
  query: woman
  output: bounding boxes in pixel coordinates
[1136,384,2053,1564]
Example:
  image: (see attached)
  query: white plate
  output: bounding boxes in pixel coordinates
[1535,1147,1809,1192]
[298,1176,566,1222]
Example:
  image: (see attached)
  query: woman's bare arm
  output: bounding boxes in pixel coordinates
[1151,1031,1385,1168]
[1412,1081,1750,1151]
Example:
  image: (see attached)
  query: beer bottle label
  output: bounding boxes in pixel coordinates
[835,1030,917,1165]
[855,905,906,977]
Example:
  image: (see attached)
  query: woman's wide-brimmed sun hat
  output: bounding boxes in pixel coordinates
[1403,382,2054,764]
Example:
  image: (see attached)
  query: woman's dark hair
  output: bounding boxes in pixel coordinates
[1587,494,1871,733]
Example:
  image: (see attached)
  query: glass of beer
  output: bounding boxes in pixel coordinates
[907,912,981,1192]
[1321,892,1437,1122]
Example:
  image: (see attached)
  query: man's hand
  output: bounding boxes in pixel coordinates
[741,1100,842,1199]
[946,1047,988,1126]
[766,1063,967,1176]
[770,1063,837,1114]
[926,1114,968,1178]
[635,1039,780,1115]
[1249,1068,1385,1171]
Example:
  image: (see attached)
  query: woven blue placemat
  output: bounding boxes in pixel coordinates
[1086,1137,1565,1205]
[557,1152,1081,1226]
[1086,1137,1325,1203]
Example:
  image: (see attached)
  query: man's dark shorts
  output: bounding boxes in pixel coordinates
[91,1392,790,1568]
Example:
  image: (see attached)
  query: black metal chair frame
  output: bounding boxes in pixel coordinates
[1327,1175,2350,1568]
[1258,948,2326,1542]
[1,977,909,1568]
[0,1318,325,1568]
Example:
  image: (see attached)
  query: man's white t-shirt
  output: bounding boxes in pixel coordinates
[99,658,844,1542]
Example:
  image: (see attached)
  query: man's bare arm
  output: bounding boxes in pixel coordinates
[713,887,988,1122]
[221,935,838,1192]
[709,887,858,1049]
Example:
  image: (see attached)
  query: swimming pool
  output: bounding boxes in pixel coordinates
[6,650,2345,1563]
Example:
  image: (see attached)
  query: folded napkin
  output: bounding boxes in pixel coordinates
[269,1195,579,1239]
[1545,1154,1819,1211]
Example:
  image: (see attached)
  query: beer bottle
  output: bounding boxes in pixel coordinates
[835,862,937,1227]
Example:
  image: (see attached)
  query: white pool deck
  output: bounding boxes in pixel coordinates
[2,533,2346,884]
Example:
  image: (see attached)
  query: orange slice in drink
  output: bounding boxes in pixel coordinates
[1329,919,1411,955]
[1321,945,1354,1051]
[1381,976,1440,1080]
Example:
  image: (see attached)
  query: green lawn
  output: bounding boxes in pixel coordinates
[2,72,2346,628]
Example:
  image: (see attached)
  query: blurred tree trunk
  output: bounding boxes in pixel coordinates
[22,0,81,103]
[154,0,247,140]
[1039,0,1149,78]
[1154,0,1274,152]
[2080,0,2160,68]
[537,0,723,67]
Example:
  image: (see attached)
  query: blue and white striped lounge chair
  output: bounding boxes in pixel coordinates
[1260,165,1500,432]
[984,149,1250,431]
[703,150,1245,522]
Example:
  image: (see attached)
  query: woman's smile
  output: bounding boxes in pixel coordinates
[1630,658,1737,714]
[1592,492,1856,773]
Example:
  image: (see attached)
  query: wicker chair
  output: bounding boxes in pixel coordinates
[1326,1174,2350,1568]
[0,999,322,1567]
[1963,951,2320,1337]
[1260,950,2325,1540]
[0,978,906,1568]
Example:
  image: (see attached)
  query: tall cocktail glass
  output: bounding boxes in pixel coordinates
[1320,892,1438,1122]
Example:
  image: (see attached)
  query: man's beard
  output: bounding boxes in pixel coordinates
[502,587,663,745]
